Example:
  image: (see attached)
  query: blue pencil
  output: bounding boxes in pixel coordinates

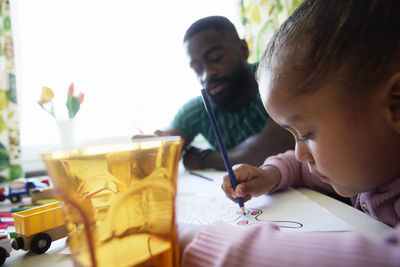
[201,89,246,214]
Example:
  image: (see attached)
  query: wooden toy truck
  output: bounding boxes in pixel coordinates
[29,187,56,205]
[11,202,68,254]
[0,179,49,203]
[0,229,11,266]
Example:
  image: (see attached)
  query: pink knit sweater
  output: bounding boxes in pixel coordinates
[181,150,400,266]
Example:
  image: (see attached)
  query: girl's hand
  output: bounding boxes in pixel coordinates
[221,164,281,203]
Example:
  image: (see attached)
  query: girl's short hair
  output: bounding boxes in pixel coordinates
[259,0,400,96]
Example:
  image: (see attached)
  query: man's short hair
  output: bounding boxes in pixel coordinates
[183,16,240,42]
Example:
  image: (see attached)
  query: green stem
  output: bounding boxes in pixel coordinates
[38,102,56,118]
[49,102,55,117]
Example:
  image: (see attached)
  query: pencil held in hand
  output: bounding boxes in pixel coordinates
[201,88,245,214]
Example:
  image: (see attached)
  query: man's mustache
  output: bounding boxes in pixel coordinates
[205,77,231,91]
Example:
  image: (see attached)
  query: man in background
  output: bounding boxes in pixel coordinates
[140,16,294,170]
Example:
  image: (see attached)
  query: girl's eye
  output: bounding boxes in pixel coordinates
[297,133,311,142]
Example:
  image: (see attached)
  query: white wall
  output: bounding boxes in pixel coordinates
[11,0,242,172]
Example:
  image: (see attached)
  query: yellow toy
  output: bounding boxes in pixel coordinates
[11,202,67,254]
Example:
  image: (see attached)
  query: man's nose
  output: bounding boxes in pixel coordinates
[294,141,314,163]
[200,65,217,85]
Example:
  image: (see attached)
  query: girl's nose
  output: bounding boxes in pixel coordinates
[294,141,314,163]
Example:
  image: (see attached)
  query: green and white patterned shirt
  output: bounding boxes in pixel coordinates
[171,89,268,150]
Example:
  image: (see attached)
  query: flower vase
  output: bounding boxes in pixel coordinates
[56,119,75,148]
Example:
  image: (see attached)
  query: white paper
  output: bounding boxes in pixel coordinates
[177,183,354,232]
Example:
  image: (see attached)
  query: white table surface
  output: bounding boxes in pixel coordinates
[2,169,393,266]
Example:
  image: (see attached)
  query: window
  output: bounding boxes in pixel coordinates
[11,0,242,172]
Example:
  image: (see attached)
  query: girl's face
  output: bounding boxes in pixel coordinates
[259,69,400,197]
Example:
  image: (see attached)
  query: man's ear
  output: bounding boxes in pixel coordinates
[386,72,400,133]
[239,39,249,60]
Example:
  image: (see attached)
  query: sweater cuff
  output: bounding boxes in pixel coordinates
[181,223,280,267]
[181,224,230,266]
[260,151,296,192]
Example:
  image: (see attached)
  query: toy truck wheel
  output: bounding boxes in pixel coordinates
[11,236,24,250]
[30,233,52,254]
[9,194,21,203]
[0,247,6,266]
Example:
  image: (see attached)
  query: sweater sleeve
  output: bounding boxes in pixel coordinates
[181,223,400,267]
[261,150,335,195]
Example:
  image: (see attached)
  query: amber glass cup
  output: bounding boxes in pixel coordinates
[42,136,183,267]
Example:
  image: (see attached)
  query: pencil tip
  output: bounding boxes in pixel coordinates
[241,206,246,215]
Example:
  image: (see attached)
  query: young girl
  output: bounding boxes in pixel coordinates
[179,0,400,266]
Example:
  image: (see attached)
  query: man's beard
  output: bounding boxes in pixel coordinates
[206,63,250,109]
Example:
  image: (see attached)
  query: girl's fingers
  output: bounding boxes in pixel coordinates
[221,164,261,200]
[223,165,280,199]
[221,178,235,198]
[231,164,257,183]
[221,183,252,203]
[242,194,252,202]
[221,164,258,194]
[235,179,268,198]
[221,164,280,204]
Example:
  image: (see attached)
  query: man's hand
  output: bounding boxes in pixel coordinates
[131,129,170,140]
[131,134,158,140]
[221,164,281,203]
[182,147,205,170]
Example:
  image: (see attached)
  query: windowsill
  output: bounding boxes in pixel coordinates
[22,135,133,175]
[22,134,210,177]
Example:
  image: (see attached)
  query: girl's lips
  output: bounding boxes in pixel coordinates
[319,175,330,183]
[308,163,330,182]
[315,171,331,184]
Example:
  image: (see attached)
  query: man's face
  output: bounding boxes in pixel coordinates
[184,29,250,109]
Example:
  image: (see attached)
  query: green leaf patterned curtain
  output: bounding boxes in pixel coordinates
[0,0,23,183]
[240,0,303,63]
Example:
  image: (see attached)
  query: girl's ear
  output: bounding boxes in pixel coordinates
[386,72,400,133]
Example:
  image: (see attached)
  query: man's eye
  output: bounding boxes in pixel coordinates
[210,55,223,62]
[297,133,311,142]
[208,52,224,62]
